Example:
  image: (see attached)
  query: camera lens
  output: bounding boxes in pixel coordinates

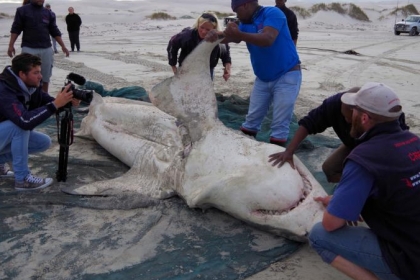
[73,89,93,103]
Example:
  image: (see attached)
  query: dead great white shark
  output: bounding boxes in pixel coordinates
[67,39,327,242]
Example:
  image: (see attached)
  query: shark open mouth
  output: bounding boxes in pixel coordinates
[252,172,312,216]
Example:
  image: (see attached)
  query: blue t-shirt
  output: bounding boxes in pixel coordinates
[239,7,300,82]
[327,160,375,221]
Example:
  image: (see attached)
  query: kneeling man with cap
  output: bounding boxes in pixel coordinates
[309,82,420,280]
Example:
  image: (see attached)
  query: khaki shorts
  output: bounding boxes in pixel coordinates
[22,47,54,83]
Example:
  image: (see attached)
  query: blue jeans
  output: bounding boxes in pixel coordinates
[0,120,51,181]
[241,70,302,141]
[51,36,58,52]
[309,222,400,280]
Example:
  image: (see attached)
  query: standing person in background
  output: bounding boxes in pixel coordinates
[167,12,232,81]
[65,7,82,52]
[45,3,58,54]
[206,0,301,147]
[275,0,299,45]
[8,0,70,93]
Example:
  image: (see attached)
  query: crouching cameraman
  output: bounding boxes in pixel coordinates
[0,53,79,191]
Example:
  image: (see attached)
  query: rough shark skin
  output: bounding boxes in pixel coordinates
[69,39,327,242]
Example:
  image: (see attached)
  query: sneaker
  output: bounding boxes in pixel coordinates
[0,164,14,178]
[15,174,53,191]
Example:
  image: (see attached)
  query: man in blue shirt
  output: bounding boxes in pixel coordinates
[207,0,301,147]
[309,82,420,280]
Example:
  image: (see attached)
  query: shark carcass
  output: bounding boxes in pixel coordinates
[67,39,327,242]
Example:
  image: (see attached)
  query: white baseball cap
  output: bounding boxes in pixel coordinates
[341,82,402,118]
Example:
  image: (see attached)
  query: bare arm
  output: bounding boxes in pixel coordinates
[268,126,309,168]
[321,210,347,231]
[53,36,70,57]
[223,22,279,46]
[223,63,231,81]
[7,33,19,57]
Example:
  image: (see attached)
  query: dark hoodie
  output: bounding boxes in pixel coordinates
[167,27,231,69]
[10,1,62,49]
[65,13,82,32]
[0,66,57,130]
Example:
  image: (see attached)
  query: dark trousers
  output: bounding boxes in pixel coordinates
[68,30,80,51]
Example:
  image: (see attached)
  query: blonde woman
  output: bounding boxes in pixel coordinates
[167,12,232,81]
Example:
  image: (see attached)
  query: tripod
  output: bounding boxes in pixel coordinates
[56,105,74,182]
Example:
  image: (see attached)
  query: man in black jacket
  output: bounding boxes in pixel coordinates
[8,0,70,93]
[0,53,76,190]
[309,82,420,280]
[269,87,409,183]
[275,0,299,45]
[65,7,82,52]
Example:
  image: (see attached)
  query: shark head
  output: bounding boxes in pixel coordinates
[150,39,222,142]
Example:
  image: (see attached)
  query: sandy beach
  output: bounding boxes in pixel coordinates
[0,0,419,279]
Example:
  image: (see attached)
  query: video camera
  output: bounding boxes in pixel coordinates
[62,73,93,105]
[56,73,93,182]
[223,16,240,27]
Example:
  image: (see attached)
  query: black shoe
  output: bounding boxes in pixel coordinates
[240,126,257,138]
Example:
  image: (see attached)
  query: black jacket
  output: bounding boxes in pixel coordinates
[10,2,62,48]
[298,92,356,148]
[298,91,409,149]
[65,13,82,32]
[276,5,299,41]
[348,122,420,279]
[167,27,231,69]
[0,67,56,130]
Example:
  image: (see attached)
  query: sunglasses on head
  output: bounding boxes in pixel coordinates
[201,13,217,23]
[353,106,373,119]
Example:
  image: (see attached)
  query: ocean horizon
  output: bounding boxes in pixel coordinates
[0,0,406,4]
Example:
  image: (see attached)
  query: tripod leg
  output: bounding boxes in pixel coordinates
[56,109,72,182]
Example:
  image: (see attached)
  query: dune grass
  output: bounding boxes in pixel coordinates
[390,4,419,18]
[207,11,235,19]
[0,12,12,19]
[290,6,312,19]
[290,3,370,22]
[348,4,370,21]
[146,12,176,20]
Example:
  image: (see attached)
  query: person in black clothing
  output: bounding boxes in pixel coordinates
[275,0,299,45]
[167,12,232,81]
[8,0,70,93]
[65,7,82,52]
[45,3,58,54]
[268,87,409,183]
